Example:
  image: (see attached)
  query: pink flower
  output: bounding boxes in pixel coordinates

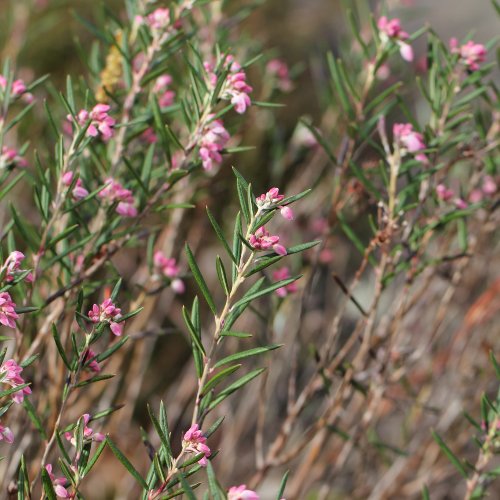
[45,464,70,498]
[88,298,124,336]
[377,17,413,62]
[171,278,185,294]
[266,59,293,92]
[69,104,115,141]
[1,146,28,169]
[450,38,487,71]
[199,116,230,171]
[393,123,427,163]
[228,485,259,500]
[62,172,89,200]
[182,424,211,466]
[0,75,34,103]
[99,178,138,217]
[256,187,284,208]
[272,267,298,298]
[249,227,287,256]
[436,184,454,202]
[146,8,170,31]
[454,198,468,209]
[141,127,158,144]
[280,206,294,221]
[153,74,176,107]
[64,414,105,446]
[153,251,185,293]
[205,55,252,114]
[1,251,33,283]
[482,175,497,195]
[0,292,19,329]
[0,423,14,444]
[0,359,31,403]
[84,348,101,373]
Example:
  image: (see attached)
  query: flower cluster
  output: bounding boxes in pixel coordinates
[88,298,124,336]
[469,175,497,203]
[228,485,260,500]
[45,464,70,498]
[272,267,298,298]
[1,251,33,283]
[153,251,185,294]
[0,146,28,169]
[199,116,230,171]
[266,59,293,92]
[377,16,414,62]
[256,187,294,220]
[182,424,211,466]
[205,56,253,114]
[0,75,34,103]
[69,103,115,141]
[393,123,427,163]
[99,178,138,217]
[450,38,487,71]
[0,292,19,329]
[153,74,176,108]
[62,172,89,200]
[249,227,287,256]
[146,8,170,32]
[64,414,105,447]
[0,359,31,403]
[436,184,467,209]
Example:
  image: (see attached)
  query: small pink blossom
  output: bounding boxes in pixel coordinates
[64,414,105,447]
[0,423,14,444]
[267,59,293,92]
[0,359,31,403]
[0,75,34,103]
[88,298,124,336]
[272,267,298,298]
[153,74,176,107]
[249,227,287,256]
[45,464,70,498]
[182,424,211,466]
[0,292,19,329]
[280,206,294,220]
[99,178,138,217]
[436,184,454,202]
[482,175,497,195]
[146,8,170,32]
[62,172,89,200]
[141,127,158,144]
[170,278,186,294]
[450,38,487,71]
[228,485,259,500]
[377,17,413,62]
[1,146,28,169]
[393,123,427,163]
[256,187,284,208]
[68,104,115,141]
[199,116,230,171]
[84,348,101,373]
[454,198,468,210]
[1,251,33,283]
[153,251,179,277]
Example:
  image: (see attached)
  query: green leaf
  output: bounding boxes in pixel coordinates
[207,207,237,263]
[219,331,252,338]
[74,373,114,388]
[148,404,173,460]
[432,430,468,478]
[23,399,47,439]
[201,364,241,395]
[276,470,289,500]
[216,256,230,296]
[214,345,281,369]
[107,436,148,489]
[185,244,217,315]
[52,324,71,371]
[231,277,301,310]
[41,468,58,500]
[82,438,106,477]
[177,472,197,500]
[207,368,266,411]
[182,306,206,356]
